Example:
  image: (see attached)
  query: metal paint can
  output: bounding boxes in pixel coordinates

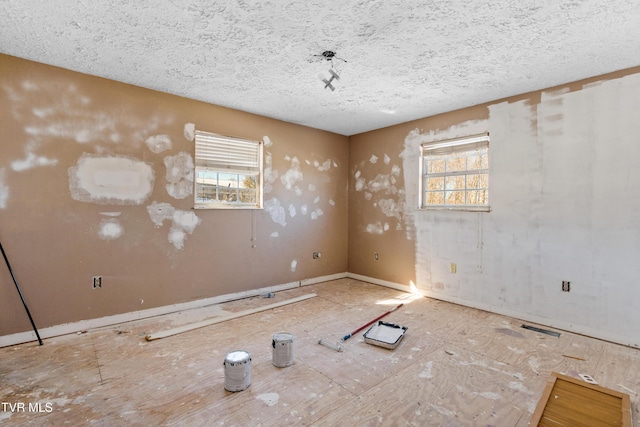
[272,332,295,368]
[224,350,251,392]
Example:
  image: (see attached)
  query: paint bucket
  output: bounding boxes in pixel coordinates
[272,332,295,368]
[224,350,251,392]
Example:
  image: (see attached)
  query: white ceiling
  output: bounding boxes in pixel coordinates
[1,1,640,136]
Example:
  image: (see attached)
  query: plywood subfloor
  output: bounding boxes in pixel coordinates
[1,278,638,426]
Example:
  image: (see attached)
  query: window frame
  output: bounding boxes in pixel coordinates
[419,133,490,212]
[194,130,263,210]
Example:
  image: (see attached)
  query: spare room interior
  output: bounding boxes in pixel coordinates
[1,1,639,425]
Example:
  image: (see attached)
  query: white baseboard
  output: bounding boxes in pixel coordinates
[348,273,639,349]
[6,271,635,349]
[0,272,348,348]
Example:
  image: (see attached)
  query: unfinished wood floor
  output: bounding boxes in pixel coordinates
[1,278,638,426]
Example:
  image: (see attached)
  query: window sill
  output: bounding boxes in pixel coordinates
[194,204,263,210]
[418,206,491,213]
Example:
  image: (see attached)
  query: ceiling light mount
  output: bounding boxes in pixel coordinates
[314,50,348,91]
[322,50,336,60]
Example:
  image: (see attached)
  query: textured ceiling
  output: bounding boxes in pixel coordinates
[1,1,640,136]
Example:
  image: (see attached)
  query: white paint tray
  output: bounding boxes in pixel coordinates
[363,321,408,349]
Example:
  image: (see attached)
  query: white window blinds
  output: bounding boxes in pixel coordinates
[195,131,261,174]
[421,133,489,156]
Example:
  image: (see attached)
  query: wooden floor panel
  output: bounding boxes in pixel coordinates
[1,278,638,426]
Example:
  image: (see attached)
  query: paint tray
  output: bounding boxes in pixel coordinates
[363,321,408,349]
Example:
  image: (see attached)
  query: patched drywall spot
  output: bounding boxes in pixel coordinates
[146,201,201,249]
[69,154,155,205]
[145,134,172,153]
[0,168,8,209]
[164,152,194,199]
[288,204,296,218]
[290,260,297,272]
[300,204,308,215]
[98,218,123,240]
[315,159,332,172]
[270,231,279,238]
[99,211,121,217]
[147,201,175,227]
[11,150,58,172]
[353,155,404,235]
[184,123,195,141]
[280,156,303,190]
[264,197,286,226]
[263,135,273,147]
[263,151,278,194]
[328,199,335,206]
[366,223,384,234]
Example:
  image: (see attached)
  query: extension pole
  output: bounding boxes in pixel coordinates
[0,240,43,345]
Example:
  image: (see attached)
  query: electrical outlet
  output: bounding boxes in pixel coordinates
[93,276,102,289]
[374,252,379,261]
[312,252,321,259]
[562,281,570,292]
[450,263,457,273]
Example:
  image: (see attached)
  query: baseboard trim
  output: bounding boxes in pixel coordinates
[5,271,635,349]
[348,273,639,349]
[0,271,348,348]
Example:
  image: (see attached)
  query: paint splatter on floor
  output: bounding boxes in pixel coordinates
[256,393,279,406]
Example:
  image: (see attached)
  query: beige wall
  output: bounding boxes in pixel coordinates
[4,52,640,349]
[0,54,348,336]
[349,67,640,348]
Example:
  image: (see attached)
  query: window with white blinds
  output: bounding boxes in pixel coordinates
[420,133,490,211]
[194,131,263,209]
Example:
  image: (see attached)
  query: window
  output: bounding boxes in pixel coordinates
[194,131,263,209]
[420,133,489,211]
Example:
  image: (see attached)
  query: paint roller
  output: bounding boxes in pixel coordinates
[318,303,404,352]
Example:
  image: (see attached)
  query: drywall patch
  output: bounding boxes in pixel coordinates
[288,204,297,218]
[69,154,155,205]
[369,154,379,164]
[146,201,201,249]
[98,218,123,240]
[147,201,176,227]
[145,134,172,153]
[11,149,58,172]
[0,168,8,209]
[164,152,194,199]
[270,231,279,238]
[264,197,286,226]
[263,135,273,147]
[366,223,384,235]
[290,260,297,272]
[280,156,303,190]
[263,152,278,194]
[184,123,195,141]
